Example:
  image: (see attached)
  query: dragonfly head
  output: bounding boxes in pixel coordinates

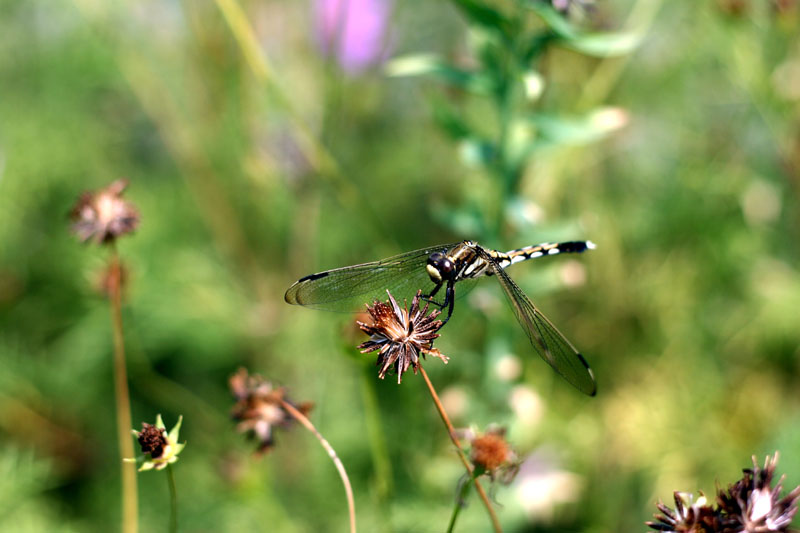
[426,252,456,283]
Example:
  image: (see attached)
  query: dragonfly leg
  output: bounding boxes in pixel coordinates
[421,282,446,308]
[439,282,456,325]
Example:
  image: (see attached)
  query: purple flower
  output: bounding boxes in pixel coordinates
[313,0,392,74]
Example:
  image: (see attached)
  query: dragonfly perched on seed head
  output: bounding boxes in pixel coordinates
[285,240,597,395]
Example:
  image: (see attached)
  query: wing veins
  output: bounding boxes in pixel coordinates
[285,243,458,311]
[476,247,596,396]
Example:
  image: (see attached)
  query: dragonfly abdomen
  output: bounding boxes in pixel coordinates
[490,241,596,270]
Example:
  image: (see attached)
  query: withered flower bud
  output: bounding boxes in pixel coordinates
[70,179,139,244]
[128,415,185,472]
[647,453,800,532]
[468,426,520,483]
[137,423,167,459]
[229,368,312,454]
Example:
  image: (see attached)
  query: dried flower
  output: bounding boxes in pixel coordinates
[70,179,139,244]
[357,290,448,383]
[468,426,520,484]
[647,453,800,533]
[229,368,312,454]
[647,492,719,532]
[128,415,185,472]
[716,453,800,532]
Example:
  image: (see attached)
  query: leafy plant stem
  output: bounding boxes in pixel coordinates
[109,245,138,533]
[280,399,357,533]
[418,365,502,533]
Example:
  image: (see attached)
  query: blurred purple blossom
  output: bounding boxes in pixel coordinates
[313,0,393,74]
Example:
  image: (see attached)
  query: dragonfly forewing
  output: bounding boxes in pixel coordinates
[284,243,458,312]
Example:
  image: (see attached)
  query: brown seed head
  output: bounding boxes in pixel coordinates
[469,427,519,483]
[136,423,168,459]
[70,179,139,244]
[357,290,448,383]
[716,453,800,532]
[647,453,800,532]
[229,368,312,454]
[647,491,719,532]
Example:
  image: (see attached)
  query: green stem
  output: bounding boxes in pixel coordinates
[167,464,178,533]
[109,246,138,533]
[446,475,474,533]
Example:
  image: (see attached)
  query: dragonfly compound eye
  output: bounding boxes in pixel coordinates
[426,252,455,283]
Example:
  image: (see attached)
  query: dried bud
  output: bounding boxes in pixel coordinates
[647,453,800,532]
[137,423,167,458]
[469,427,520,483]
[70,179,139,244]
[128,415,185,472]
[229,368,312,454]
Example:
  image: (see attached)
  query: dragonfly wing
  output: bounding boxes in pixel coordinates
[477,248,597,396]
[285,243,459,312]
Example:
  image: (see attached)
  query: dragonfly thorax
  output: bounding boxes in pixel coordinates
[426,252,456,284]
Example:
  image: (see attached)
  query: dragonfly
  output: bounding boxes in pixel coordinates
[285,240,597,395]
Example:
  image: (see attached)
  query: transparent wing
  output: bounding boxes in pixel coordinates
[285,243,461,312]
[477,247,597,396]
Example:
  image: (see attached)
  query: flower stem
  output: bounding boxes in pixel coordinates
[167,464,177,533]
[280,400,357,533]
[446,474,474,533]
[418,365,502,533]
[109,246,138,533]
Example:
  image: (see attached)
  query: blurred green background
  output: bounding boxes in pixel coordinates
[1,0,799,531]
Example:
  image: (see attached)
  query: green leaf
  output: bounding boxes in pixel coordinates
[385,54,493,94]
[526,107,629,147]
[449,0,514,39]
[525,1,640,57]
[563,31,641,57]
[459,138,496,168]
[525,1,579,39]
[432,99,472,140]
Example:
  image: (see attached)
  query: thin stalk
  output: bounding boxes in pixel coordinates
[418,365,502,533]
[446,474,474,533]
[166,464,178,533]
[280,400,357,533]
[109,246,138,533]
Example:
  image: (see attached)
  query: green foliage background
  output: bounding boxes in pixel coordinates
[1,1,799,531]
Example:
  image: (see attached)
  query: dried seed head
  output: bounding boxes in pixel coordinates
[129,415,185,472]
[137,423,167,459]
[716,453,800,532]
[646,492,719,532]
[647,453,800,532]
[357,290,448,383]
[70,179,139,244]
[229,368,312,454]
[469,426,520,483]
